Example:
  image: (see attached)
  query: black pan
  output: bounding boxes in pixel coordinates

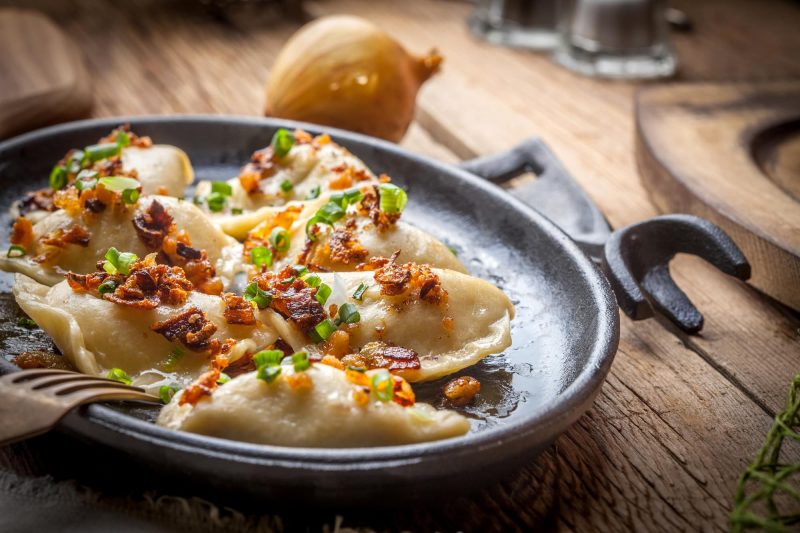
[1,115,728,506]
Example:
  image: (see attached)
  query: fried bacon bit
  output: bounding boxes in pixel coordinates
[328,225,368,265]
[40,224,91,248]
[323,330,351,358]
[313,133,331,145]
[179,368,220,406]
[320,354,345,370]
[10,217,34,249]
[243,205,303,260]
[359,341,421,371]
[17,189,56,216]
[368,253,447,305]
[285,372,313,391]
[238,147,276,194]
[161,231,223,296]
[253,267,326,334]
[443,376,481,407]
[132,200,174,249]
[378,173,391,184]
[106,262,193,309]
[14,351,73,371]
[351,387,370,407]
[152,306,219,353]
[341,353,367,369]
[392,375,416,406]
[98,124,152,148]
[357,186,400,231]
[294,130,313,144]
[223,293,256,325]
[329,167,354,190]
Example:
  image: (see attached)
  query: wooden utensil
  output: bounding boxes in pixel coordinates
[0,8,93,140]
[0,369,159,446]
[635,81,800,310]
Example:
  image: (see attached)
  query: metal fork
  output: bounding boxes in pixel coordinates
[0,369,160,446]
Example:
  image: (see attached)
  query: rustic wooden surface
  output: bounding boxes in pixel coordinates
[636,80,800,310]
[1,0,800,531]
[0,8,92,139]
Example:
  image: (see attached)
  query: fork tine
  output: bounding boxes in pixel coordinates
[2,369,76,384]
[28,373,126,391]
[66,386,159,404]
[51,380,146,397]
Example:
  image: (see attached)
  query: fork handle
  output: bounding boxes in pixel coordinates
[0,399,71,447]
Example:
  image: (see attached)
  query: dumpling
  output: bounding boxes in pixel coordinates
[121,144,193,197]
[250,262,513,382]
[13,273,280,390]
[157,363,470,447]
[1,195,241,289]
[193,130,377,239]
[243,193,467,273]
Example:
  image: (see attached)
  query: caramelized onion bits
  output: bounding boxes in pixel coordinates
[252,267,326,335]
[151,306,219,353]
[328,224,368,265]
[222,293,256,325]
[10,217,34,250]
[132,200,175,249]
[357,185,400,231]
[40,224,91,248]
[13,351,74,371]
[17,189,56,216]
[238,147,276,194]
[358,341,421,371]
[366,252,448,305]
[178,341,236,406]
[97,124,152,149]
[443,376,481,407]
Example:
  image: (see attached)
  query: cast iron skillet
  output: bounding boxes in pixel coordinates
[0,116,623,504]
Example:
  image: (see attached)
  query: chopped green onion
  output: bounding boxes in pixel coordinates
[291,351,310,372]
[292,264,308,277]
[271,128,295,158]
[231,207,243,215]
[269,227,291,253]
[99,176,140,192]
[347,365,367,373]
[310,319,337,343]
[68,150,88,174]
[250,246,273,268]
[17,317,37,329]
[315,283,332,306]
[7,245,26,258]
[306,186,321,200]
[107,368,132,385]
[192,196,204,206]
[75,169,98,191]
[159,384,181,404]
[371,369,394,402]
[49,165,67,190]
[253,349,284,368]
[164,346,185,370]
[103,247,138,275]
[379,183,408,214]
[282,276,296,284]
[337,303,360,325]
[121,188,140,204]
[280,179,293,193]
[98,279,118,295]
[244,282,272,309]
[305,202,346,240]
[211,181,233,196]
[257,365,282,383]
[217,372,231,385]
[330,187,364,209]
[448,245,458,256]
[303,273,321,288]
[86,142,121,162]
[353,283,368,301]
[115,130,131,148]
[206,191,227,212]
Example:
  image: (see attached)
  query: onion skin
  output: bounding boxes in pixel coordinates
[264,15,442,142]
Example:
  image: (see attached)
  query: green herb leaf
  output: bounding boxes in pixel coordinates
[250,246,273,268]
[206,191,227,212]
[280,179,293,193]
[303,273,321,288]
[231,207,243,215]
[257,364,282,383]
[379,183,408,214]
[306,186,321,200]
[353,283,368,301]
[291,351,310,372]
[115,130,131,148]
[192,196,204,206]
[103,247,138,275]
[17,317,37,329]
[271,128,296,158]
[244,282,272,309]
[98,279,118,295]
[315,283,332,306]
[107,367,132,385]
[49,165,67,190]
[269,227,291,253]
[292,264,308,278]
[68,150,88,173]
[163,346,185,370]
[330,187,363,209]
[371,369,393,402]
[99,176,140,192]
[75,169,99,191]
[253,349,284,368]
[337,303,360,325]
[159,384,181,404]
[121,188,140,204]
[86,142,121,162]
[310,319,336,343]
[7,245,26,258]
[217,372,231,385]
[211,181,233,196]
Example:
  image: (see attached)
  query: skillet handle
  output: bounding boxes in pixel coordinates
[459,139,751,334]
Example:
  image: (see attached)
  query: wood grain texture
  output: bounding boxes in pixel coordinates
[0,8,92,139]
[1,0,799,530]
[636,81,800,310]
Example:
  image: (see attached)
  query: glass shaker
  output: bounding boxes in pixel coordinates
[469,0,560,51]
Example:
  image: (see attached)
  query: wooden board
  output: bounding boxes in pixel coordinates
[0,8,93,140]
[635,81,800,310]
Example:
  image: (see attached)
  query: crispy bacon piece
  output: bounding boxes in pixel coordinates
[368,253,447,305]
[93,261,193,309]
[132,200,175,249]
[10,217,34,249]
[443,376,481,407]
[328,225,368,265]
[223,293,256,325]
[392,375,416,406]
[359,341,421,371]
[238,147,276,194]
[98,124,152,148]
[16,189,56,216]
[151,306,219,352]
[13,351,73,371]
[66,270,120,293]
[178,343,233,406]
[253,268,326,334]
[40,224,91,248]
[162,232,223,296]
[372,252,410,296]
[357,185,400,231]
[243,205,303,260]
[294,130,313,144]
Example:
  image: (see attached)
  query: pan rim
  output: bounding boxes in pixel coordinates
[0,115,619,469]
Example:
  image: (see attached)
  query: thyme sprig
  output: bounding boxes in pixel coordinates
[731,373,800,532]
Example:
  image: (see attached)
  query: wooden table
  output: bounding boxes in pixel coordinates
[3,0,799,530]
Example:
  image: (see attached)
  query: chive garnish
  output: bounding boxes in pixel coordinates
[258,365,282,383]
[107,367,132,385]
[7,245,26,258]
[253,349,284,368]
[371,369,393,402]
[315,283,332,306]
[291,352,310,372]
[164,346,185,370]
[292,264,308,277]
[75,169,99,191]
[271,128,295,158]
[49,165,67,190]
[99,176,140,192]
[17,317,37,329]
[206,192,227,212]
[303,273,321,288]
[269,227,291,253]
[310,319,336,343]
[86,142,121,162]
[211,181,233,196]
[244,282,272,309]
[98,279,118,295]
[217,372,231,385]
[353,283,368,301]
[306,186,321,200]
[121,188,140,204]
[231,207,243,215]
[280,179,293,193]
[378,183,408,214]
[103,247,138,275]
[337,303,360,325]
[250,246,273,268]
[159,384,181,404]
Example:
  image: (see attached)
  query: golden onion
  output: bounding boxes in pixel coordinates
[264,15,442,142]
